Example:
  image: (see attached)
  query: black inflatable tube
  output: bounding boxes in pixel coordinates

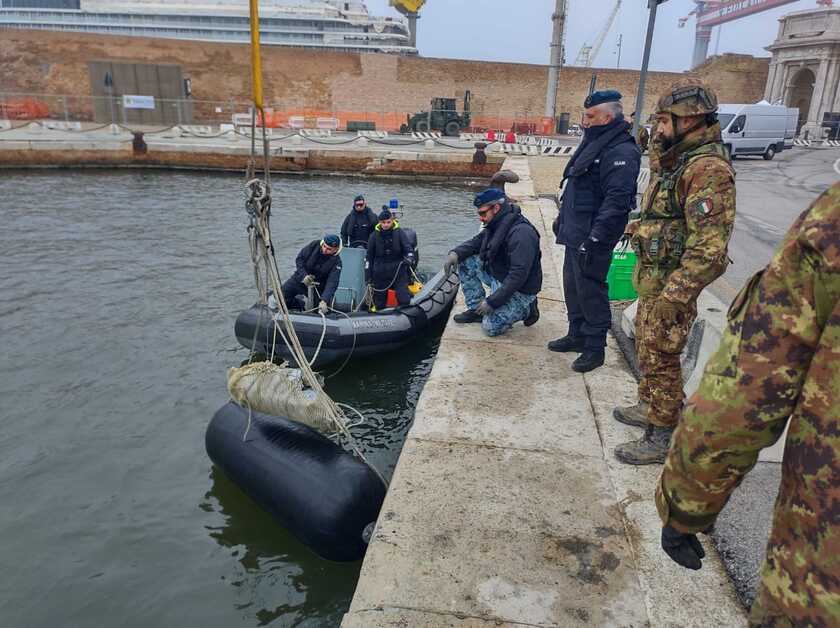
[205,402,386,562]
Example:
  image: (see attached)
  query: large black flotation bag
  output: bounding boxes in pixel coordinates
[205,402,386,562]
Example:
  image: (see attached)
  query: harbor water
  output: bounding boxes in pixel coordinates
[0,170,478,627]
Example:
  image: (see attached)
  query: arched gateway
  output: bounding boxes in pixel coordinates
[765,7,840,139]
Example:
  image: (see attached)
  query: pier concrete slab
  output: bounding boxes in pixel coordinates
[443,293,567,350]
[349,439,648,627]
[410,337,603,459]
[342,607,529,627]
[344,154,746,628]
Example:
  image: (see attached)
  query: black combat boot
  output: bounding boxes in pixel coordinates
[547,335,585,353]
[613,401,650,428]
[571,349,605,373]
[524,299,540,327]
[453,309,482,324]
[613,424,675,465]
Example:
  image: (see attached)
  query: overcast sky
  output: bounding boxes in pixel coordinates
[365,0,816,72]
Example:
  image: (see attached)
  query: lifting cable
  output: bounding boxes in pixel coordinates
[243,0,385,486]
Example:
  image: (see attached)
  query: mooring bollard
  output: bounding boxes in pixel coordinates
[132,132,147,155]
[473,141,487,165]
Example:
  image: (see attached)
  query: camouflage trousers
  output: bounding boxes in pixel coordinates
[459,255,536,337]
[748,580,796,628]
[636,295,697,428]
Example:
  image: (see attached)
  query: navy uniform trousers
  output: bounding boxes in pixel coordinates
[563,245,612,349]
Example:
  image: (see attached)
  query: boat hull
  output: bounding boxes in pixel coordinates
[235,270,459,367]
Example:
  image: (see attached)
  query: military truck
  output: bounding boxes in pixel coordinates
[401,91,471,136]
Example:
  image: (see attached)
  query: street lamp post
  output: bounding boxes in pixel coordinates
[632,0,667,139]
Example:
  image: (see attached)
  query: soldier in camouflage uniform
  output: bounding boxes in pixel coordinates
[613,83,736,464]
[656,182,840,627]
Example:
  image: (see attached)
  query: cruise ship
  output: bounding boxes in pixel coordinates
[0,0,416,54]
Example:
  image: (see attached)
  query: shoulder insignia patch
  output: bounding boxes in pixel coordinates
[692,198,714,215]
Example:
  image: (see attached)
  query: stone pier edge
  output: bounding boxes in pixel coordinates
[341,155,746,627]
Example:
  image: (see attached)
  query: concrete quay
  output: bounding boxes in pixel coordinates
[342,156,746,627]
[0,122,549,179]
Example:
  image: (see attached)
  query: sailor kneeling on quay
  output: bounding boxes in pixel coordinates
[445,187,542,337]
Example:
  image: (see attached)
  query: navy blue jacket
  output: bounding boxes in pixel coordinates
[452,203,542,309]
[292,240,343,303]
[340,206,378,248]
[556,118,640,248]
[365,223,415,283]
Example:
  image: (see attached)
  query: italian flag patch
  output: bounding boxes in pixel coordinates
[695,198,713,215]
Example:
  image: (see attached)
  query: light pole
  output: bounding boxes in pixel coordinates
[544,0,567,120]
[616,33,623,69]
[632,0,667,139]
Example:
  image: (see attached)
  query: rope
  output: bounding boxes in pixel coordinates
[244,169,386,487]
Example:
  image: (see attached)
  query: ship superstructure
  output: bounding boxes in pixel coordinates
[0,0,416,54]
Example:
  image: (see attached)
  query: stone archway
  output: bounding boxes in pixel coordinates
[787,67,815,133]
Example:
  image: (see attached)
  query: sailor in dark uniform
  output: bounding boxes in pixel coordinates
[365,208,415,310]
[282,234,343,314]
[341,195,379,248]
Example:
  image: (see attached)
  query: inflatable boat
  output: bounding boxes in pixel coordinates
[206,401,386,562]
[235,248,459,367]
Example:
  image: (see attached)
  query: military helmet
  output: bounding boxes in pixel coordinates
[656,83,718,117]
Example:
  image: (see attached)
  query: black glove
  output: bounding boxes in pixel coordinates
[577,236,599,255]
[661,525,705,570]
[443,251,459,275]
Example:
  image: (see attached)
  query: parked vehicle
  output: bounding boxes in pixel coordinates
[400,91,471,136]
[718,103,799,160]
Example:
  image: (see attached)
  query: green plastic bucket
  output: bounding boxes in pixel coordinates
[607,245,637,301]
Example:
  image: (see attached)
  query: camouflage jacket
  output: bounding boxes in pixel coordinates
[631,123,736,304]
[656,183,840,625]
[637,125,650,152]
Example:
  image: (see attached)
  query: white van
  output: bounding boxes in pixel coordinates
[718,103,799,160]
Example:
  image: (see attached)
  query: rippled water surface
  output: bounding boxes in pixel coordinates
[0,170,478,627]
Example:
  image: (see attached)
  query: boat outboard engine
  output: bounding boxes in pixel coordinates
[403,228,419,270]
[388,197,420,269]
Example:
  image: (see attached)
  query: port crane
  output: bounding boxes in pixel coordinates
[389,0,425,48]
[574,0,622,67]
[679,0,832,68]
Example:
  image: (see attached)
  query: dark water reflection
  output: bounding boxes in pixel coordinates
[0,170,477,627]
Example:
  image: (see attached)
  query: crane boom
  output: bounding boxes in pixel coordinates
[389,0,426,15]
[574,0,621,67]
[389,0,425,48]
[588,0,621,66]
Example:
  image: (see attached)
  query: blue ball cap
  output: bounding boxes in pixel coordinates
[584,89,622,109]
[473,187,506,208]
[323,234,340,248]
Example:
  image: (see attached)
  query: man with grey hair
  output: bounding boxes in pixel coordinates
[550,89,641,372]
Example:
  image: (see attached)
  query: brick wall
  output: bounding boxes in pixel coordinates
[0,30,769,126]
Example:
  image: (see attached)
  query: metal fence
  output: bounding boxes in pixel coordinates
[0,92,570,135]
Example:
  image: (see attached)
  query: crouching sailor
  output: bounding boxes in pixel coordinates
[366,208,415,311]
[445,188,542,336]
[282,234,343,314]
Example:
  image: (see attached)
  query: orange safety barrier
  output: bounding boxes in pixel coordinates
[1,98,50,120]
[247,109,549,135]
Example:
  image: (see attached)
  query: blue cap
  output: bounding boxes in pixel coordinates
[378,208,393,220]
[584,89,622,109]
[323,234,340,248]
[473,187,506,208]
